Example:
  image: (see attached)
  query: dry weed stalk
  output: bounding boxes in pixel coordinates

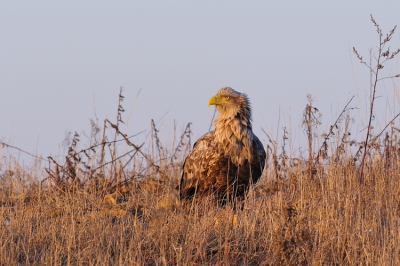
[353,14,400,181]
[302,94,321,177]
[262,129,280,179]
[151,118,162,161]
[315,96,355,163]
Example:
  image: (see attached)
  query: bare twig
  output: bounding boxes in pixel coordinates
[170,122,192,164]
[91,145,143,173]
[0,142,46,161]
[209,109,216,132]
[262,128,279,179]
[354,15,399,181]
[371,112,400,142]
[105,119,167,179]
[302,95,321,177]
[315,96,355,163]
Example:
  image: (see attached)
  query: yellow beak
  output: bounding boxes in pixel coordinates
[208,95,229,107]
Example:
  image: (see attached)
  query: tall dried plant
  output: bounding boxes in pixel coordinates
[353,14,400,181]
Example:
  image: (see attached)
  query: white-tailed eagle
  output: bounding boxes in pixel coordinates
[180,87,266,204]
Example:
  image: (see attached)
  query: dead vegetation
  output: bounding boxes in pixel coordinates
[1,15,400,265]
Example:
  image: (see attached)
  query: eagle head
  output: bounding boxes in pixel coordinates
[208,87,251,123]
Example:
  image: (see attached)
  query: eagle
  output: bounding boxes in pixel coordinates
[180,87,266,205]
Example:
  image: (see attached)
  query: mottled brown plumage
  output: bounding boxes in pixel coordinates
[180,87,266,204]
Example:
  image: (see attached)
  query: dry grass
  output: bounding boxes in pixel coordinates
[2,141,400,265]
[1,16,400,265]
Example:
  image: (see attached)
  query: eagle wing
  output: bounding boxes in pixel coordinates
[179,131,222,200]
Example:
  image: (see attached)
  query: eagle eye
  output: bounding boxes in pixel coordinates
[225,96,230,100]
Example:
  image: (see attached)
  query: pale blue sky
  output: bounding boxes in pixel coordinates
[1,1,400,161]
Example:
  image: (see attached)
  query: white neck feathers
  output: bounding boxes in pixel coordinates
[214,114,253,165]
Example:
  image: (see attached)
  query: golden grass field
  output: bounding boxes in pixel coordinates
[1,16,400,265]
[2,101,400,265]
